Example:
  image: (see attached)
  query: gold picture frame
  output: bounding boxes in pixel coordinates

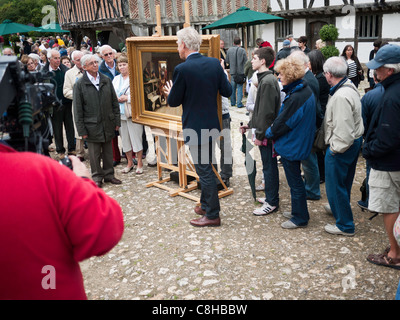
[126,34,222,132]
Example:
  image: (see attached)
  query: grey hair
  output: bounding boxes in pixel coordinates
[71,50,84,61]
[290,50,309,66]
[177,27,202,52]
[384,63,400,74]
[28,53,40,63]
[99,44,113,56]
[47,49,60,59]
[80,54,101,67]
[323,56,348,78]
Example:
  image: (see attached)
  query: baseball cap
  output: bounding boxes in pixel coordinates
[283,40,290,46]
[366,44,400,69]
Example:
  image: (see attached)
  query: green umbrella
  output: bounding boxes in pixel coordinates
[37,23,69,33]
[240,123,257,201]
[202,7,284,51]
[0,19,39,36]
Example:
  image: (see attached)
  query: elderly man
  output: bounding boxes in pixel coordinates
[362,44,400,271]
[63,50,86,161]
[99,44,121,166]
[164,27,232,227]
[2,47,14,56]
[42,49,75,159]
[323,56,364,236]
[73,54,122,188]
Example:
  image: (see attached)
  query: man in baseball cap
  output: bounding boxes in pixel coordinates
[366,43,400,69]
[362,43,400,276]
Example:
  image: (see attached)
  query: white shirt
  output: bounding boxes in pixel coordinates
[87,72,100,90]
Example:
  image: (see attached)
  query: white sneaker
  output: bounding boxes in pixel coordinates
[255,183,265,191]
[324,224,354,236]
[324,204,332,214]
[253,202,278,216]
[282,211,293,219]
[281,220,307,229]
[257,197,266,204]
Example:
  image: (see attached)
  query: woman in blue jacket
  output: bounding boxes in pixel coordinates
[265,54,316,229]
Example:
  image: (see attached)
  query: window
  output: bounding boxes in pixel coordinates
[358,14,380,39]
[276,19,292,39]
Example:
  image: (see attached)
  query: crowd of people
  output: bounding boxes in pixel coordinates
[1,29,399,299]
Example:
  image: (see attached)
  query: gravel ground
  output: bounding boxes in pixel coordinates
[56,80,399,301]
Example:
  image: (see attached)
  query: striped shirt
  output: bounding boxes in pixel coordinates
[347,59,358,78]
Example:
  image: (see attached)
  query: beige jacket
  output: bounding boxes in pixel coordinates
[63,65,84,139]
[324,79,364,153]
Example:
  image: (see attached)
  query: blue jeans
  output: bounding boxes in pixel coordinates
[281,157,309,226]
[230,78,244,108]
[301,152,321,200]
[325,137,362,233]
[189,142,220,220]
[259,144,279,207]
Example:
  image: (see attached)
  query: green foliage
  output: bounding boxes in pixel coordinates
[319,24,339,42]
[0,0,58,27]
[320,45,340,59]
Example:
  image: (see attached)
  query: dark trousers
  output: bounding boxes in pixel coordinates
[51,103,75,154]
[281,157,309,226]
[259,143,279,207]
[189,142,220,220]
[87,140,114,183]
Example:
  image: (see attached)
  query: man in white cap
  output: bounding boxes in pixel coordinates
[362,44,400,272]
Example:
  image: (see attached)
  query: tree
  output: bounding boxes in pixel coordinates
[0,0,58,27]
[319,24,340,59]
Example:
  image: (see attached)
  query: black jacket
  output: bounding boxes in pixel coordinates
[362,72,400,171]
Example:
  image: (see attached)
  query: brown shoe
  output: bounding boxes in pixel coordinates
[194,206,206,215]
[104,177,122,185]
[190,216,221,227]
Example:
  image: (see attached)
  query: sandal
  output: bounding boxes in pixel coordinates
[367,253,400,270]
[121,166,134,174]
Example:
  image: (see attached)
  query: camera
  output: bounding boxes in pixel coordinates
[0,56,60,155]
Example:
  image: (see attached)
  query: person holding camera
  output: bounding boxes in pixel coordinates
[0,141,124,299]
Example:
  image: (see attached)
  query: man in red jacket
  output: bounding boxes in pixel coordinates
[0,143,124,299]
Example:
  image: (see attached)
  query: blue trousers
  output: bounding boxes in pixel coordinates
[301,152,321,200]
[189,142,220,220]
[259,144,279,207]
[281,157,309,226]
[325,137,362,233]
[230,78,243,108]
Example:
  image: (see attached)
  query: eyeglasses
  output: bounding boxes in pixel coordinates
[4,54,12,56]
[103,52,113,57]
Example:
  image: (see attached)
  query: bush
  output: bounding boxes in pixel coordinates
[320,45,340,59]
[319,24,339,42]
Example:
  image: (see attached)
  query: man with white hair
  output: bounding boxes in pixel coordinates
[98,44,121,166]
[73,54,122,188]
[362,44,400,271]
[322,56,364,236]
[164,27,232,227]
[63,50,86,161]
[42,49,76,159]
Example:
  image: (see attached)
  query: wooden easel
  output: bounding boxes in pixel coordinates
[146,2,233,204]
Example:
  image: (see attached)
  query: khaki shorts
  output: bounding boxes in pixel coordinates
[368,169,400,213]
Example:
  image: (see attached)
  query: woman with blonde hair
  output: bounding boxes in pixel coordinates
[112,53,144,174]
[265,54,316,229]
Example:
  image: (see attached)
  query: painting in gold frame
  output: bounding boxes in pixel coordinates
[126,34,221,132]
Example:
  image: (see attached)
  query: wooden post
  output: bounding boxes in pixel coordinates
[184,1,190,28]
[153,4,162,37]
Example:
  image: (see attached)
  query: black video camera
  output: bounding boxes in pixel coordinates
[0,56,60,155]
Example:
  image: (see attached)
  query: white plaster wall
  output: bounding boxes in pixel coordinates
[292,19,306,39]
[382,13,400,39]
[336,14,356,39]
[358,42,374,63]
[261,24,275,46]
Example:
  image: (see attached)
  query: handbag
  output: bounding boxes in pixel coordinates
[122,86,132,118]
[313,124,327,152]
[234,47,246,85]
